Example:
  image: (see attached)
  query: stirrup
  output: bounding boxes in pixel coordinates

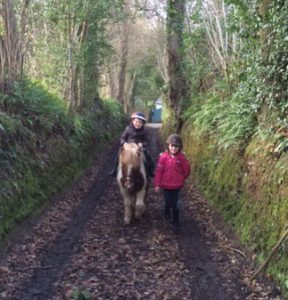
[108,168,117,177]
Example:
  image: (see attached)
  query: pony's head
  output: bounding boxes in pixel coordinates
[119,143,142,167]
[118,143,146,193]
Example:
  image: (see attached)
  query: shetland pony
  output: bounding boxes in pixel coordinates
[117,143,147,224]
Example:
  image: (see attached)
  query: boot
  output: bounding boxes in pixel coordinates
[148,165,154,177]
[164,209,170,220]
[108,166,117,177]
[172,209,180,226]
[108,157,118,177]
[164,203,171,220]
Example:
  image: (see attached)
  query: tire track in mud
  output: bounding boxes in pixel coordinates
[17,143,120,300]
[0,141,120,300]
[0,124,283,300]
[149,125,247,300]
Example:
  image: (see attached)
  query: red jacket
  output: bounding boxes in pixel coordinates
[154,150,191,190]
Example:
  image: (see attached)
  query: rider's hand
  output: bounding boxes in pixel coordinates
[137,143,143,154]
[155,186,160,193]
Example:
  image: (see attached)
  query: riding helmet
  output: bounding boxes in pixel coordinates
[131,112,146,122]
[166,134,183,147]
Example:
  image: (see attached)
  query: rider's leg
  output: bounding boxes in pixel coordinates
[108,154,119,177]
[144,150,155,177]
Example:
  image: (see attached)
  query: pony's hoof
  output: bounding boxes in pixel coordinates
[135,204,145,219]
[135,212,144,219]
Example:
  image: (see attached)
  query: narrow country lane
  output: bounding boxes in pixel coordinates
[0,125,283,300]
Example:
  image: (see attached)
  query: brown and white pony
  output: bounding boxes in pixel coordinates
[117,143,147,224]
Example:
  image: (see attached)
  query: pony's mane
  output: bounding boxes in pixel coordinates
[120,143,142,167]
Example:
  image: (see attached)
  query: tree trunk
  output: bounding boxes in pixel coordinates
[125,70,137,113]
[166,0,186,133]
[117,21,129,110]
[67,12,75,109]
[76,21,88,110]
[258,0,271,57]
[107,65,118,99]
[0,0,24,92]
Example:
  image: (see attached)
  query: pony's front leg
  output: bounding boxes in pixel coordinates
[135,189,146,219]
[124,196,133,224]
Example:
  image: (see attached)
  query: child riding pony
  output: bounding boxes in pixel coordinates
[117,143,148,224]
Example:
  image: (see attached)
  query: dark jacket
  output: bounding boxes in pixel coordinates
[120,124,149,148]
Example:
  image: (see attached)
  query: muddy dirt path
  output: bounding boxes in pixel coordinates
[0,124,283,300]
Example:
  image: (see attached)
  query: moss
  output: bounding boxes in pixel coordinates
[182,123,243,222]
[208,149,243,219]
[0,86,125,241]
[182,123,218,188]
[178,121,288,296]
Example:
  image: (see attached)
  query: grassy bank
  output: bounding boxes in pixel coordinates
[180,122,288,296]
[0,80,125,241]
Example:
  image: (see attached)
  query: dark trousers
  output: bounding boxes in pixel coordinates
[143,149,155,177]
[163,189,180,224]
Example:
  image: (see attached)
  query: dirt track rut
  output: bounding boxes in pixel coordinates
[0,124,283,300]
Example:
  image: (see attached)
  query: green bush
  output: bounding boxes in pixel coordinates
[0,80,125,240]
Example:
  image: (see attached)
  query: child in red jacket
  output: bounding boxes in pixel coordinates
[154,134,191,226]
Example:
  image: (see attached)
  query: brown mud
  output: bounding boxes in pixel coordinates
[0,124,284,300]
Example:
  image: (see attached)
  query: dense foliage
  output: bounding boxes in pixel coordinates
[173,0,288,294]
[0,80,125,240]
[133,57,164,111]
[1,0,288,295]
[1,0,124,109]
